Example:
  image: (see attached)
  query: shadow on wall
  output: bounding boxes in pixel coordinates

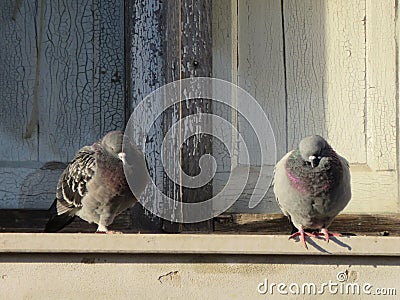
[18,161,66,209]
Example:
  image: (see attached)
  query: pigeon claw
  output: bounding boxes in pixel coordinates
[95,230,123,234]
[288,225,316,249]
[317,228,341,243]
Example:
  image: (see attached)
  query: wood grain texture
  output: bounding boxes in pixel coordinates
[324,0,366,163]
[39,0,125,162]
[238,0,286,159]
[344,166,399,213]
[160,0,214,232]
[224,166,280,214]
[0,209,133,233]
[180,0,213,231]
[0,168,37,209]
[366,0,397,171]
[1,210,399,237]
[212,0,233,191]
[0,0,38,160]
[162,0,183,232]
[284,0,327,150]
[93,0,126,134]
[0,0,126,209]
[39,0,97,161]
[17,161,66,209]
[214,213,400,236]
[127,0,164,231]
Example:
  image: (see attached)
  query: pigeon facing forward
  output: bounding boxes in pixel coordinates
[273,135,351,248]
[45,131,148,233]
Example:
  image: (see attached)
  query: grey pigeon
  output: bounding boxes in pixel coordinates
[45,131,148,233]
[273,135,351,248]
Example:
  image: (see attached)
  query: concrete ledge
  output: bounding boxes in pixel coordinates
[0,233,399,256]
[1,234,399,299]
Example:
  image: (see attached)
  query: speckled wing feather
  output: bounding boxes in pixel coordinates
[55,146,96,214]
[45,146,97,232]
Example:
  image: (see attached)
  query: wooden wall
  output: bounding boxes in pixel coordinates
[0,0,125,208]
[212,0,399,214]
[0,0,398,216]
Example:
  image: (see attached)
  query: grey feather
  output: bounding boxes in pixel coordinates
[45,131,148,233]
[273,135,351,231]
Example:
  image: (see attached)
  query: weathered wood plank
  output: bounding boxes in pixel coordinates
[38,0,126,162]
[38,0,97,161]
[283,0,366,162]
[344,166,399,214]
[161,0,183,233]
[238,0,286,159]
[0,168,37,209]
[221,0,285,214]
[365,0,397,171]
[0,0,38,160]
[214,214,400,236]
[284,0,327,150]
[161,0,214,232]
[179,0,213,231]
[212,0,235,204]
[93,0,126,134]
[224,166,280,214]
[0,209,133,233]
[0,162,64,209]
[324,0,366,163]
[17,161,66,209]
[127,0,164,231]
[1,210,399,237]
[0,0,126,209]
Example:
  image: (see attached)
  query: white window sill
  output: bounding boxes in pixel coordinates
[0,233,399,256]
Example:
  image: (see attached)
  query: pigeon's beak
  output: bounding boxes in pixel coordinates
[309,155,316,168]
[118,152,126,165]
[309,155,320,168]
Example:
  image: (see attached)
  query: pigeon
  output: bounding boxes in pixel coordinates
[273,135,351,248]
[44,131,148,233]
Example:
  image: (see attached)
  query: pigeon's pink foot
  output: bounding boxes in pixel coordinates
[289,225,316,249]
[317,228,341,242]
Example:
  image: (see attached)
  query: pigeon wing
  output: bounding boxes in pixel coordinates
[55,145,96,215]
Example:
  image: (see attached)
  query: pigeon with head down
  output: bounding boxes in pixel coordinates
[273,135,351,248]
[45,131,148,233]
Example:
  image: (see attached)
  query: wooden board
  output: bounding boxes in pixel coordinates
[161,0,213,232]
[0,209,132,233]
[1,209,399,237]
[0,0,38,161]
[365,0,397,171]
[0,0,126,209]
[238,0,286,160]
[214,0,399,214]
[126,0,165,233]
[214,213,400,237]
[284,0,366,160]
[38,0,126,161]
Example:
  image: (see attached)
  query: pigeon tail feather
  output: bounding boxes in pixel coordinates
[44,199,76,232]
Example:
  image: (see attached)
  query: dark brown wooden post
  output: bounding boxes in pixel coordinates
[125,0,213,232]
[162,0,213,232]
[126,0,165,232]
